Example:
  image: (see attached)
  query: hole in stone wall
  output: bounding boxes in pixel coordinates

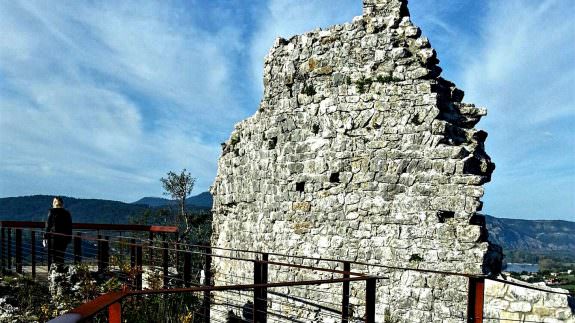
[436,210,455,223]
[296,182,305,192]
[411,113,425,125]
[469,214,485,226]
[268,137,277,150]
[312,124,320,134]
[329,172,340,183]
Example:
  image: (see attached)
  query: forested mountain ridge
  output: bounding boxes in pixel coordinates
[485,214,575,252]
[0,193,211,224]
[132,191,212,208]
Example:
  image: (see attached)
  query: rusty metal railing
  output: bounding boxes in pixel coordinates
[0,221,177,278]
[2,221,570,323]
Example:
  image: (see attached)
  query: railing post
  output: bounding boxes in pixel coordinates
[74,232,82,264]
[175,239,180,274]
[365,277,376,323]
[7,228,12,270]
[108,302,122,323]
[97,234,102,272]
[467,277,485,323]
[253,253,268,323]
[31,231,36,278]
[136,244,143,290]
[203,246,212,323]
[342,261,350,323]
[15,229,22,274]
[103,236,110,272]
[47,232,52,270]
[130,238,136,268]
[163,234,169,288]
[183,251,191,287]
[98,235,109,272]
[262,253,268,319]
[1,227,5,270]
[149,232,154,268]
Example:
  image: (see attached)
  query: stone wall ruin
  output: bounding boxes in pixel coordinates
[210,0,499,321]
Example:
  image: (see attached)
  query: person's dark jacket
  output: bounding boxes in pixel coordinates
[45,208,73,241]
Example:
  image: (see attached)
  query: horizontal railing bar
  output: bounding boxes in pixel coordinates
[130,276,382,294]
[48,291,127,323]
[264,259,366,277]
[54,276,382,322]
[0,221,177,233]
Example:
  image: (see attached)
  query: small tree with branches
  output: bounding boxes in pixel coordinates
[160,169,197,240]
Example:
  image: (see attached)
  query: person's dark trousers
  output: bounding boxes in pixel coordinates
[52,237,70,266]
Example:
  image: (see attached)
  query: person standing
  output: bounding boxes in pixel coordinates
[44,196,73,269]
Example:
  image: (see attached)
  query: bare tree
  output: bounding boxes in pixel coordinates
[160,169,196,238]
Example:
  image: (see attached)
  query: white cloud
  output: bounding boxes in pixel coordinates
[461,0,575,219]
[0,0,242,200]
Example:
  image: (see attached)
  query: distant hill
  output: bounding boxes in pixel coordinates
[485,214,575,251]
[0,192,212,224]
[132,192,213,209]
[485,214,575,264]
[0,195,149,223]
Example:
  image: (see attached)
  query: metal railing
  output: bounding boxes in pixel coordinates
[0,220,177,279]
[1,221,571,323]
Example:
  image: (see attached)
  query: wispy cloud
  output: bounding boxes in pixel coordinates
[0,0,245,200]
[461,0,575,219]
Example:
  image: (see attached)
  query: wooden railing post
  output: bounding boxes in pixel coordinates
[31,231,36,278]
[342,261,350,323]
[74,232,82,264]
[15,229,22,274]
[203,246,212,323]
[467,277,485,323]
[365,277,376,323]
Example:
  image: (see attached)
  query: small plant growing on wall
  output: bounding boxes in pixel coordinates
[355,76,372,94]
[384,308,399,323]
[376,74,401,83]
[230,133,240,146]
[356,74,401,93]
[409,254,423,262]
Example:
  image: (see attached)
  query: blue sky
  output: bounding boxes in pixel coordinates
[0,0,573,221]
